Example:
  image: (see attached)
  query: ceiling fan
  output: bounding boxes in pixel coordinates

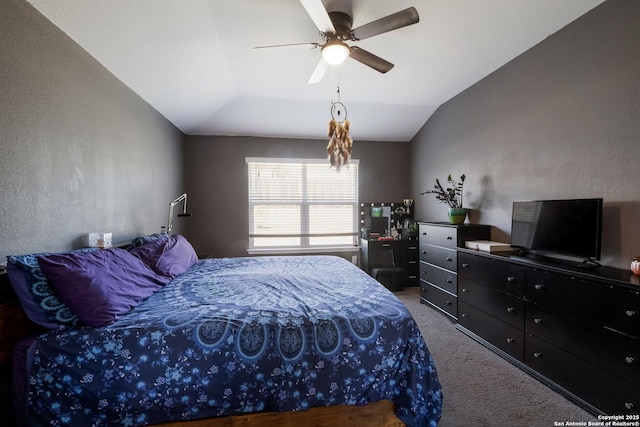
[254,0,420,84]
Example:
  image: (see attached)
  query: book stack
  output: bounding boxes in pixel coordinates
[465,240,513,253]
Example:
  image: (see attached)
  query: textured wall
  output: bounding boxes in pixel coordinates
[0,0,184,260]
[183,135,411,258]
[410,0,640,269]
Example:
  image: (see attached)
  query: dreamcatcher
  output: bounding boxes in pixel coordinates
[326,87,352,171]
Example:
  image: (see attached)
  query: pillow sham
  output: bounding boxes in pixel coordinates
[128,234,197,278]
[6,248,97,330]
[37,248,169,327]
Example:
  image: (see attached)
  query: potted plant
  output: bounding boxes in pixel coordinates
[421,174,468,224]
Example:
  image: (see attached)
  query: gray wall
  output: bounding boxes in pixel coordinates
[0,0,184,261]
[183,135,411,258]
[410,0,640,270]
[5,0,636,271]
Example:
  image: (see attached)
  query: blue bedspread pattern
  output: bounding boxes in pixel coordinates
[26,256,442,426]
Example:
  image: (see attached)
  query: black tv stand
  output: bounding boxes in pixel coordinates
[511,247,528,257]
[510,251,605,273]
[577,258,601,269]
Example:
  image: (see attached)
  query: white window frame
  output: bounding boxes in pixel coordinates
[246,157,359,254]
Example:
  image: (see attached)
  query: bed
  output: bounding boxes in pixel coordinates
[3,235,442,427]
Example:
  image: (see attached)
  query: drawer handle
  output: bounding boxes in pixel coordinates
[534,284,544,290]
[409,246,417,250]
[446,301,452,306]
[506,338,515,343]
[422,232,427,236]
[533,352,543,359]
[625,403,635,410]
[462,263,470,268]
[408,260,417,264]
[461,313,469,318]
[533,318,543,324]
[626,310,638,317]
[446,236,453,240]
[421,251,427,255]
[506,307,516,313]
[446,257,453,262]
[382,244,390,247]
[507,276,516,282]
[461,288,469,293]
[625,356,637,364]
[446,279,452,284]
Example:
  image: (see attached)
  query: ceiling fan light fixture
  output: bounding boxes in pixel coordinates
[321,41,350,65]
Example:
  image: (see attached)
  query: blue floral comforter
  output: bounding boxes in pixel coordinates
[26,255,442,426]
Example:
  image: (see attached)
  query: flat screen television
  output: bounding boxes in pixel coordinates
[510,198,603,261]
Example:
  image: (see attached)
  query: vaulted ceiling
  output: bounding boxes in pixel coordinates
[27,0,605,141]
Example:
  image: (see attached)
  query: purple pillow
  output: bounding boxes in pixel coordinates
[37,248,169,327]
[129,234,197,278]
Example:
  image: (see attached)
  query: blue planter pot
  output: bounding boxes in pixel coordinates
[448,208,468,225]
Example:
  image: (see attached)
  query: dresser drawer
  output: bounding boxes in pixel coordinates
[419,223,458,249]
[406,241,419,260]
[458,252,524,297]
[419,223,491,248]
[421,282,457,319]
[459,277,524,327]
[420,243,457,272]
[405,241,419,284]
[420,262,457,294]
[527,268,640,336]
[526,302,640,383]
[406,267,419,285]
[366,239,405,252]
[459,301,524,361]
[526,335,640,415]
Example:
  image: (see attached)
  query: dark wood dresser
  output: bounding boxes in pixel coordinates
[457,249,640,415]
[418,222,490,321]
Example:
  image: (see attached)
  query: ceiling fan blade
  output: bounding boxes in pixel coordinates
[308,58,330,84]
[351,7,419,41]
[349,46,394,74]
[253,42,320,51]
[299,0,336,34]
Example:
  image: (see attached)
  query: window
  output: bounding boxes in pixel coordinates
[247,158,359,252]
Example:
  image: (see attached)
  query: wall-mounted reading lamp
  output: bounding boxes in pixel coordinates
[166,193,191,234]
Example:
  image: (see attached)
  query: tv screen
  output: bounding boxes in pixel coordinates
[511,198,603,260]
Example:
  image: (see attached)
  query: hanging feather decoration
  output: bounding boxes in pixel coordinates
[327,89,352,171]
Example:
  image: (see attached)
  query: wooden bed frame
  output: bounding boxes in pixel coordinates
[156,400,403,427]
[0,273,405,427]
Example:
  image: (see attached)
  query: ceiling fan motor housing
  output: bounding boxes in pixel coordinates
[327,11,353,40]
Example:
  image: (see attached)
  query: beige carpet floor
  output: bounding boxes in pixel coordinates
[395,287,598,427]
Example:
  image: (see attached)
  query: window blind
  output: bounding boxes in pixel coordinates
[247,158,359,249]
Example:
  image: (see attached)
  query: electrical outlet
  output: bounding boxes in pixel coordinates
[351,255,358,265]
